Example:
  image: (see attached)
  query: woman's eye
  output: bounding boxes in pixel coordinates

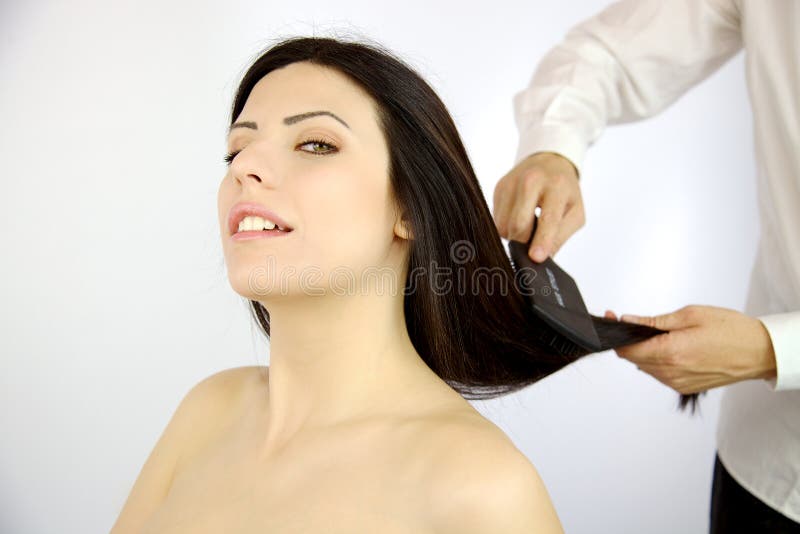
[223,138,338,166]
[297,138,338,155]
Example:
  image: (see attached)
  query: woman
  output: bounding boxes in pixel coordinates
[111,36,668,533]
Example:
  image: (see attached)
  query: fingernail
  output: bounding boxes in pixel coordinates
[532,246,545,261]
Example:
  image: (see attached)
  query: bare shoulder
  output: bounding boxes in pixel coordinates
[171,365,268,469]
[186,364,269,415]
[420,410,564,534]
[172,365,267,436]
[110,365,268,533]
[187,364,268,405]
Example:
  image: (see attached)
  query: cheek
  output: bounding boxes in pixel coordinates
[301,168,394,266]
[217,178,235,232]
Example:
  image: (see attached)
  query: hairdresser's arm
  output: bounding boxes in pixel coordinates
[495,0,743,258]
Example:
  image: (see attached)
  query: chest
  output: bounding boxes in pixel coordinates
[140,421,436,533]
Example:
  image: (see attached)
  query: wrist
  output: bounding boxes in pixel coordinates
[527,151,580,180]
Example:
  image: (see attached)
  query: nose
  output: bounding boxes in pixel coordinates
[232,143,282,188]
[238,172,262,185]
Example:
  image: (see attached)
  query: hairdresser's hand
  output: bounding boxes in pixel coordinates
[493,152,584,263]
[602,305,777,394]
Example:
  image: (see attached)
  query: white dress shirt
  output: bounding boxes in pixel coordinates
[511,0,800,521]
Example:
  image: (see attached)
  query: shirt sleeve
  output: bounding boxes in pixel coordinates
[758,312,800,391]
[512,0,743,175]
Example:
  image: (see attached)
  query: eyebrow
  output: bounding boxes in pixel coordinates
[227,110,350,136]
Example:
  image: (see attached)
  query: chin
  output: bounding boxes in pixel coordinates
[225,262,292,299]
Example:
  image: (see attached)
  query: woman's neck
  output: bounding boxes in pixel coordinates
[253,291,441,458]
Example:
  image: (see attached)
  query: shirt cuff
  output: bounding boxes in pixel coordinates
[513,123,588,178]
[757,312,800,391]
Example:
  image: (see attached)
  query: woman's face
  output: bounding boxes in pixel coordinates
[218,61,410,302]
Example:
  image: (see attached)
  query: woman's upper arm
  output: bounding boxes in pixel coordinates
[109,366,260,533]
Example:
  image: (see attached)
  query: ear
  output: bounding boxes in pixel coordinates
[394,216,414,240]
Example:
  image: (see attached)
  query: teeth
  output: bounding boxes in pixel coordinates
[237,215,283,233]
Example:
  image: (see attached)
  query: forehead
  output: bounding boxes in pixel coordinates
[237,61,379,130]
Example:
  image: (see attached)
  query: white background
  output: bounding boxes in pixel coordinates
[0,0,757,532]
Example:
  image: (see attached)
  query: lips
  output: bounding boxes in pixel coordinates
[228,201,294,236]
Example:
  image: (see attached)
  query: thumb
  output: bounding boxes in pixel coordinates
[620,310,685,331]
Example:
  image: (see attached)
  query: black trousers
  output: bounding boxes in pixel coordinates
[710,453,800,533]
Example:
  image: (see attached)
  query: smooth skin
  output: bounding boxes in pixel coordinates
[603,306,777,394]
[493,152,778,394]
[111,62,564,534]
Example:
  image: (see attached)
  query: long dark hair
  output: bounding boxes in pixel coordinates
[228,36,700,413]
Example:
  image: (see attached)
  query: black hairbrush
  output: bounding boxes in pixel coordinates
[506,213,702,413]
[507,213,604,355]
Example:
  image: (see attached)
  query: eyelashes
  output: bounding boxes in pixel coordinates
[223,151,238,165]
[295,137,339,157]
[223,137,339,165]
